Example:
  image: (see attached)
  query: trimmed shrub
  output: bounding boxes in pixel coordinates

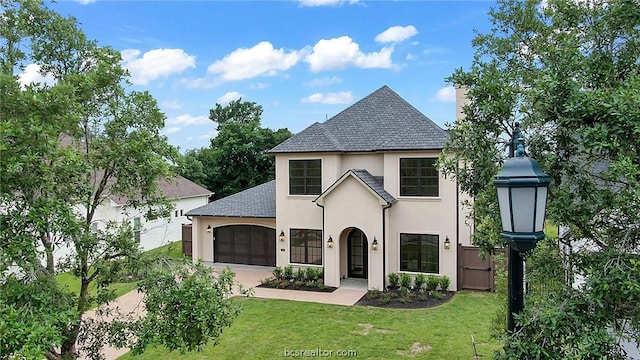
[425,275,439,292]
[414,273,427,291]
[439,276,451,292]
[388,273,400,288]
[273,266,283,280]
[283,265,294,281]
[400,273,412,289]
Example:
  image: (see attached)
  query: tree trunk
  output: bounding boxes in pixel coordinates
[60,277,90,359]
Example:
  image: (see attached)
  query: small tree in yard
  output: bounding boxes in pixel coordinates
[441,0,639,358]
[0,1,245,358]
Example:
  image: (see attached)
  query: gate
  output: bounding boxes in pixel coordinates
[458,244,505,291]
[182,224,192,256]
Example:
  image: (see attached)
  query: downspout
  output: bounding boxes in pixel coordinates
[456,172,461,291]
[382,202,393,290]
[315,202,326,275]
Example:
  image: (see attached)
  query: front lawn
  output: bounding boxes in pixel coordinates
[120,290,500,359]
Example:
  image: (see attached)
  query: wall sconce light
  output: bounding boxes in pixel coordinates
[371,237,379,251]
[279,230,285,242]
[444,236,451,250]
[327,236,334,248]
[206,225,212,233]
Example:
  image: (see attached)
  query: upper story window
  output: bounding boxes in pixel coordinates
[400,158,439,197]
[289,159,322,195]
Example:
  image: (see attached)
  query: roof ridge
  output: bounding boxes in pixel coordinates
[317,122,344,151]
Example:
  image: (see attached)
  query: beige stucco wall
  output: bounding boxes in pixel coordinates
[273,150,472,291]
[320,176,385,289]
[191,216,276,262]
[382,151,461,290]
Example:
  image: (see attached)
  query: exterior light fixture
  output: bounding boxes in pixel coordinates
[371,237,379,251]
[493,122,550,332]
[206,225,212,233]
[279,230,285,242]
[444,236,451,250]
[494,133,551,252]
[327,236,334,248]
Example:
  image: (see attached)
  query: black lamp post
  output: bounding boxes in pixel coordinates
[493,123,550,332]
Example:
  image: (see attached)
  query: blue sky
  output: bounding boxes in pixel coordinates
[44,0,496,151]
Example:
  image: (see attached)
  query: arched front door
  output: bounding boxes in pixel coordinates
[347,229,367,278]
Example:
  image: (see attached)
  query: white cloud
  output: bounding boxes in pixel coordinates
[217,91,244,105]
[75,0,95,4]
[178,77,218,89]
[18,64,56,88]
[305,36,393,72]
[121,48,195,85]
[433,86,456,102]
[304,76,343,87]
[406,53,415,61]
[250,82,268,90]
[298,0,359,7]
[198,130,218,140]
[161,100,183,110]
[375,25,418,43]
[167,114,210,126]
[207,41,300,81]
[163,127,182,135]
[301,91,353,104]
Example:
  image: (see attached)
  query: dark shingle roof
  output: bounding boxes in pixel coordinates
[269,86,449,153]
[314,169,396,205]
[109,176,212,205]
[185,180,275,218]
[350,169,397,204]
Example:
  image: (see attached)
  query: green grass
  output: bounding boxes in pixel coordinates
[55,241,186,304]
[119,291,501,360]
[144,240,187,259]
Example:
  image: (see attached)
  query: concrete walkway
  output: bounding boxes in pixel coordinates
[85,264,366,359]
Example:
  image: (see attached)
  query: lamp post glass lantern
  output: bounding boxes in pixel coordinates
[494,138,551,252]
[493,124,550,332]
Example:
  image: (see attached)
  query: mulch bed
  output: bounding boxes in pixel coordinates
[257,282,338,293]
[356,289,455,309]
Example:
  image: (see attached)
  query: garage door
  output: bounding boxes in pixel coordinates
[214,225,276,266]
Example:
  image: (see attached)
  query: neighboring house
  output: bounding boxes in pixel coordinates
[187,86,473,290]
[54,176,212,262]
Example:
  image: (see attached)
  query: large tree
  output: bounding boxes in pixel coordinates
[0,1,244,358]
[440,0,639,357]
[180,99,291,199]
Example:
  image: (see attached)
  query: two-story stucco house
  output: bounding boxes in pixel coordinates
[187,86,473,290]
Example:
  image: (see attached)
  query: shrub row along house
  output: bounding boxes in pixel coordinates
[186,86,473,291]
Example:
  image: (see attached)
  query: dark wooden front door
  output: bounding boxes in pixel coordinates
[214,225,276,266]
[348,229,367,278]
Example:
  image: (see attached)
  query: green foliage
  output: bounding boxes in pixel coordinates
[495,289,624,360]
[124,264,249,354]
[387,273,400,288]
[444,0,640,355]
[179,100,292,199]
[0,274,77,359]
[425,275,440,292]
[0,1,241,358]
[438,276,451,292]
[413,273,427,291]
[295,267,306,282]
[272,266,283,280]
[400,273,412,289]
[283,265,294,281]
